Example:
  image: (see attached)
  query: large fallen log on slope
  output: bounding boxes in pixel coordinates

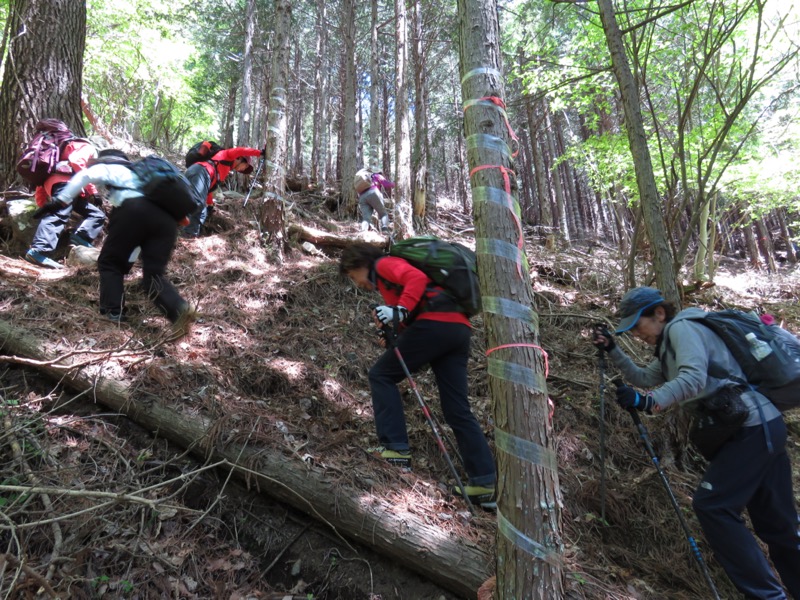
[0,319,493,599]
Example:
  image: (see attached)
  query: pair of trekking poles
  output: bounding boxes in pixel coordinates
[374,306,476,514]
[596,337,721,600]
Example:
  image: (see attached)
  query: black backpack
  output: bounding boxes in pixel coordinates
[665,310,800,412]
[131,156,197,221]
[185,141,223,168]
[385,236,481,317]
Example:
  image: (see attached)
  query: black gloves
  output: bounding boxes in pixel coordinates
[592,324,616,352]
[32,198,68,220]
[615,384,654,412]
[260,147,266,157]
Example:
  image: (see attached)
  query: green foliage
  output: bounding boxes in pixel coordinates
[720,102,800,218]
[502,0,800,224]
[85,0,210,151]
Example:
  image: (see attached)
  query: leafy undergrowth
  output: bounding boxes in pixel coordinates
[1,191,799,599]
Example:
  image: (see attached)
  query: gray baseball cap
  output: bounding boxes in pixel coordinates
[615,287,665,333]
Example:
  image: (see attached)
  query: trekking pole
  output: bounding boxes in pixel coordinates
[242,158,265,208]
[377,319,476,515]
[618,387,721,600]
[597,344,607,522]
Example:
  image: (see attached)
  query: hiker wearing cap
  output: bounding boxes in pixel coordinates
[181,145,264,238]
[593,287,800,598]
[24,119,105,268]
[51,149,196,336]
[354,167,394,233]
[339,242,496,509]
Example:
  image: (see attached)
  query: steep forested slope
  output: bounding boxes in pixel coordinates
[1,193,799,599]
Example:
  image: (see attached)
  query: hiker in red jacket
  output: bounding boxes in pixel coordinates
[181,143,263,238]
[339,242,497,509]
[24,119,105,268]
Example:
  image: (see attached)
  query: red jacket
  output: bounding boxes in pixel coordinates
[198,146,261,205]
[374,257,471,327]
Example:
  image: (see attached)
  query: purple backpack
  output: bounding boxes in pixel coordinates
[16,119,76,186]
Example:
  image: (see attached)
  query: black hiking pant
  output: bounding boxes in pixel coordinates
[693,417,800,599]
[98,199,186,322]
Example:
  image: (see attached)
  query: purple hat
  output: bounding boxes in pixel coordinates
[615,287,665,333]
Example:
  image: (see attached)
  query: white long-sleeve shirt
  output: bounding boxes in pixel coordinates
[56,163,143,207]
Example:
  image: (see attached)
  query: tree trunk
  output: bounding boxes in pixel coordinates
[341,0,359,217]
[222,84,237,147]
[381,77,392,175]
[311,0,328,183]
[693,190,711,282]
[0,0,87,188]
[453,76,469,213]
[776,208,798,264]
[596,0,680,306]
[310,0,327,184]
[368,0,381,169]
[526,99,555,249]
[291,43,304,175]
[237,0,256,146]
[544,113,569,245]
[0,318,492,599]
[755,217,777,273]
[457,1,564,598]
[411,0,428,229]
[262,0,293,257]
[393,0,414,238]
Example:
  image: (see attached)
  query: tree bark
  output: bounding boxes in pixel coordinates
[340,0,358,217]
[411,0,428,229]
[262,0,293,256]
[0,0,88,188]
[393,0,414,238]
[0,318,493,599]
[291,43,304,176]
[368,0,381,169]
[457,1,564,598]
[310,0,327,184]
[237,0,256,147]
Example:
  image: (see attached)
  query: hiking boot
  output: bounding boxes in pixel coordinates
[69,233,93,248]
[171,305,198,339]
[371,447,412,470]
[452,485,497,510]
[24,249,63,269]
[105,311,127,324]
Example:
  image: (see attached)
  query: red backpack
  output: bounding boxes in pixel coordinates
[16,119,80,187]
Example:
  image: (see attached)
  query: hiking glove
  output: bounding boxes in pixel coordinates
[260,147,266,157]
[592,324,615,352]
[615,385,653,412]
[374,305,408,326]
[32,198,68,219]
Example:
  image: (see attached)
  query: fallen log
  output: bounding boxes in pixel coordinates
[0,318,493,599]
[287,223,387,249]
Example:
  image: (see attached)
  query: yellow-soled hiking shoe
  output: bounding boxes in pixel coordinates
[369,447,412,471]
[452,485,497,510]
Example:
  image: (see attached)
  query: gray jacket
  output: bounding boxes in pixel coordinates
[609,307,780,426]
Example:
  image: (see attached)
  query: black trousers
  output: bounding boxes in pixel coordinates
[98,199,186,322]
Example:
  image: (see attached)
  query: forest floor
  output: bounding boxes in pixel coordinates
[1,187,799,600]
